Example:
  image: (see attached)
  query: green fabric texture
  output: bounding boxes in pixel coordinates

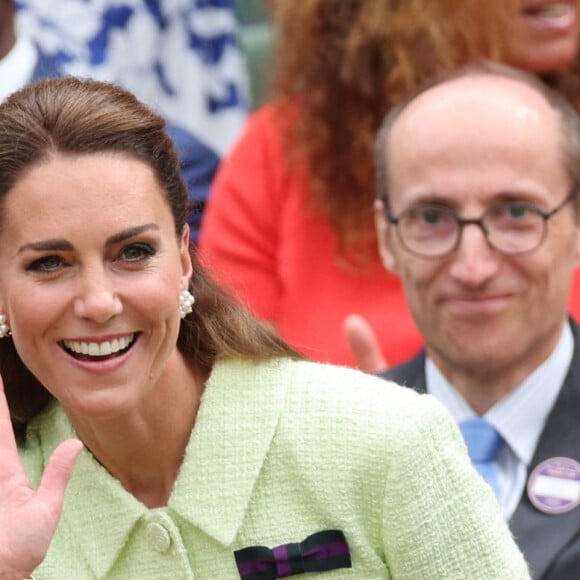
[21,357,530,579]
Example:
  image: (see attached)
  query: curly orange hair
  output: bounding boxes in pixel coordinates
[267,0,580,262]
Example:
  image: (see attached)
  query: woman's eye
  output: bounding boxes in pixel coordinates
[26,255,63,273]
[119,243,156,262]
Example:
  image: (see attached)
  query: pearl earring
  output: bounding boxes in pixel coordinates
[179,290,195,319]
[0,314,11,338]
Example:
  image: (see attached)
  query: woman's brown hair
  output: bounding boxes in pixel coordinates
[0,76,301,435]
[267,0,580,262]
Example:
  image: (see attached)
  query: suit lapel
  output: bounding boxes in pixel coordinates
[509,322,580,579]
[386,338,580,578]
[382,352,427,394]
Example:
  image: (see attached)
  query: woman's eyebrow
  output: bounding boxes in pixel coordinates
[16,223,160,255]
[17,239,72,254]
[105,223,159,246]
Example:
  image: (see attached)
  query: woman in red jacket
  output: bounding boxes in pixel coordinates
[199,0,580,369]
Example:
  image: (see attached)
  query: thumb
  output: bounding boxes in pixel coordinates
[344,314,389,374]
[35,439,83,520]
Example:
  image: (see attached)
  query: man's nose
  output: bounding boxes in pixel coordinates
[448,223,500,285]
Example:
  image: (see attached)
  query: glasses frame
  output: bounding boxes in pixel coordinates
[385,188,577,259]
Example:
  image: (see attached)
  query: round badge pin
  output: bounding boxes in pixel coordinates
[527,457,580,515]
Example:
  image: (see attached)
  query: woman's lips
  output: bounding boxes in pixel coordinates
[61,333,136,361]
[522,2,577,32]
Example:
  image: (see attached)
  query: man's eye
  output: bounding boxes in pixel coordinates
[491,203,534,222]
[27,255,63,272]
[120,243,156,262]
[507,204,531,219]
[420,209,444,224]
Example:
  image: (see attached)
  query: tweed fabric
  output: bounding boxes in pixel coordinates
[20,358,530,578]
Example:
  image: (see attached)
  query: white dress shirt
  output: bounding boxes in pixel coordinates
[0,35,37,102]
[426,323,573,519]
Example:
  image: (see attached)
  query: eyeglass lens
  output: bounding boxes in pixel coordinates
[396,202,547,257]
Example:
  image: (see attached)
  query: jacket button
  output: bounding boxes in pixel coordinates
[146,522,172,553]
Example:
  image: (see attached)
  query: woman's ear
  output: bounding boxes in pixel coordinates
[374,199,398,273]
[180,225,193,290]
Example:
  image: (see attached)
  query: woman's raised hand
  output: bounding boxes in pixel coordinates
[0,375,82,579]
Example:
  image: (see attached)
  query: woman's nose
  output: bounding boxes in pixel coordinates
[73,270,122,322]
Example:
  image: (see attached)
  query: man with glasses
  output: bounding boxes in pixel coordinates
[370,61,580,580]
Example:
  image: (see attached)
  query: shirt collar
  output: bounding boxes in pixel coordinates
[0,35,38,102]
[426,322,573,466]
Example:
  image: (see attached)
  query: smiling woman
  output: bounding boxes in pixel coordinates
[2,154,193,418]
[0,78,296,435]
[504,1,580,72]
[0,77,531,579]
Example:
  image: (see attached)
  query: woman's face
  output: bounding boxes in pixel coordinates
[0,153,192,419]
[501,1,580,73]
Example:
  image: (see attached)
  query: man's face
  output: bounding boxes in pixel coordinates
[376,75,580,378]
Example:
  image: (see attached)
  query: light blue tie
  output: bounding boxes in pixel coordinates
[459,418,505,499]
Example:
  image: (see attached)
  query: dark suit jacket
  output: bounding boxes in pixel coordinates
[382,320,580,580]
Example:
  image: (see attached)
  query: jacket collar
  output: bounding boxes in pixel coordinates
[508,319,580,579]
[34,403,146,579]
[34,358,292,578]
[168,358,291,544]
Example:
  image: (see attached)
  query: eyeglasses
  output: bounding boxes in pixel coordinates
[385,191,576,258]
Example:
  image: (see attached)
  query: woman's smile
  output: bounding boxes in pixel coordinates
[522,2,577,31]
[61,333,137,360]
[0,152,192,415]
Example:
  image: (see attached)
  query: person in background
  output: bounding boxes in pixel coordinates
[13,0,250,241]
[0,0,62,98]
[374,60,580,580]
[198,0,580,368]
[0,76,530,579]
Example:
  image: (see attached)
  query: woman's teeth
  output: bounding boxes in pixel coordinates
[63,334,135,357]
[527,3,573,18]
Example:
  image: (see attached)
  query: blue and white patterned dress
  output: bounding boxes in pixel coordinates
[15,0,250,239]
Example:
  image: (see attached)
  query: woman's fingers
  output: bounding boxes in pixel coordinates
[0,373,82,575]
[0,374,25,481]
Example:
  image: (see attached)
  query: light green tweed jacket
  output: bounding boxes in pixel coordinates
[20,358,530,579]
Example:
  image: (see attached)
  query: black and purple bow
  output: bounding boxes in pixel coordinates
[234,529,351,579]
